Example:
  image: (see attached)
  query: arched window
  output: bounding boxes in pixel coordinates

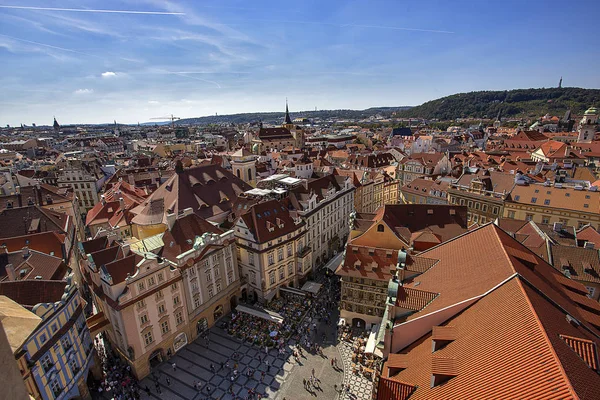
[248,168,252,181]
[236,169,241,178]
[377,224,384,232]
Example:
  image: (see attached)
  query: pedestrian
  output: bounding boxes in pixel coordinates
[265,346,269,354]
[303,378,307,389]
[226,361,230,369]
[166,377,171,386]
[334,384,338,392]
[154,382,161,394]
[331,358,334,367]
[312,368,315,377]
[172,362,177,371]
[144,386,150,396]
[210,363,215,373]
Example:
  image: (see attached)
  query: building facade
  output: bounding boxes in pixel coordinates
[10,277,95,400]
[235,199,310,302]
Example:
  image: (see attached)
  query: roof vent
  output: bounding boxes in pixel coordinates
[584,242,595,250]
[427,209,434,215]
[34,275,42,280]
[566,314,580,327]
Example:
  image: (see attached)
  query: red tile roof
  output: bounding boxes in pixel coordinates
[0,279,67,309]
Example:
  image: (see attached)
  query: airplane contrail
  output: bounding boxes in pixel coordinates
[246,19,454,34]
[0,33,101,58]
[0,5,184,15]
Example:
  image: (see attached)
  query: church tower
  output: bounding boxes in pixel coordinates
[577,106,598,143]
[283,100,294,131]
[282,100,304,149]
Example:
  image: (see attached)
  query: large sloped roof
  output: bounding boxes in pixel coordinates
[131,164,251,224]
[384,223,600,399]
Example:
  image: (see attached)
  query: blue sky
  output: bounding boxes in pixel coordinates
[1,0,599,125]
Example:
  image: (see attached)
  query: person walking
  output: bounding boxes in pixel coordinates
[303,378,307,389]
[171,362,177,371]
[166,377,171,386]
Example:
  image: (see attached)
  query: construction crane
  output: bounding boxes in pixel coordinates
[150,114,180,128]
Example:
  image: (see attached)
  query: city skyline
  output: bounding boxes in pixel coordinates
[1,0,600,125]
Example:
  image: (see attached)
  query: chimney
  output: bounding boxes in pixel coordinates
[22,246,30,259]
[119,197,125,211]
[5,264,16,281]
[166,211,177,230]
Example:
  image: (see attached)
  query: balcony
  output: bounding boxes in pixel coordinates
[297,246,312,258]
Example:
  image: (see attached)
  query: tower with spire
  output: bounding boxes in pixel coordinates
[282,100,304,149]
[53,117,60,132]
[283,99,294,130]
[559,76,563,88]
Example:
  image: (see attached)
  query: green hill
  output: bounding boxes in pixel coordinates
[174,106,411,126]
[398,87,600,120]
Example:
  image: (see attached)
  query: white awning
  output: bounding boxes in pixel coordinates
[235,305,283,324]
[364,324,379,354]
[301,281,323,295]
[280,286,306,297]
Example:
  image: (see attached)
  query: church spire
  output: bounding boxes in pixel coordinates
[53,116,60,131]
[284,99,292,125]
[559,76,563,88]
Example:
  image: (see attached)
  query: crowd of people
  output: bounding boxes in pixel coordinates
[91,337,141,400]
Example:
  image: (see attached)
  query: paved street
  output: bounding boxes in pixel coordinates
[133,271,378,400]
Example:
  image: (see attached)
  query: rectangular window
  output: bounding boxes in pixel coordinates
[269,271,275,285]
[206,271,212,282]
[61,336,71,350]
[208,287,214,298]
[136,300,146,309]
[171,282,178,291]
[279,267,285,280]
[507,211,515,219]
[41,354,53,372]
[158,304,166,314]
[193,294,201,308]
[226,257,232,269]
[542,216,550,224]
[161,321,169,335]
[51,380,61,397]
[287,244,292,257]
[69,357,79,375]
[212,254,218,263]
[140,314,148,325]
[493,207,499,215]
[191,280,198,291]
[157,273,164,282]
[138,282,145,292]
[248,252,254,266]
[268,252,274,265]
[156,290,163,300]
[288,262,293,276]
[278,247,284,261]
[531,197,537,203]
[216,282,222,292]
[189,267,196,276]
[173,296,180,306]
[176,312,183,325]
[544,199,550,205]
[148,276,156,286]
[214,267,220,277]
[526,214,534,221]
[143,331,153,346]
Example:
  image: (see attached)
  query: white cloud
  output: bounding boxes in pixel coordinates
[148,100,160,104]
[101,71,116,78]
[74,88,93,94]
